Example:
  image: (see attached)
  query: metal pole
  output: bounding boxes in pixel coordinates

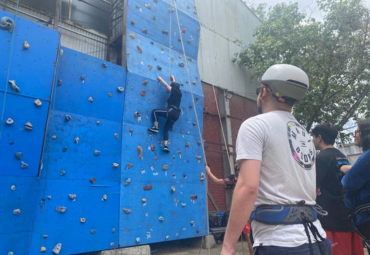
[53,0,60,30]
[121,0,127,68]
[68,0,72,20]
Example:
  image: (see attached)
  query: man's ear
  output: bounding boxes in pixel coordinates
[261,87,273,99]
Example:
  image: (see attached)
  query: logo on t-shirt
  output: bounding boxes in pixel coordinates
[287,121,315,170]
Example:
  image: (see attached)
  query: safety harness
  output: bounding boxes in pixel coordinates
[250,201,328,255]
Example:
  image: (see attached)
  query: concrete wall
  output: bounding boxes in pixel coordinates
[196,0,261,100]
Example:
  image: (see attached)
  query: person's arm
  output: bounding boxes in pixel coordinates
[221,159,260,255]
[158,75,174,91]
[340,165,351,174]
[205,166,224,185]
[341,153,370,191]
[316,156,329,189]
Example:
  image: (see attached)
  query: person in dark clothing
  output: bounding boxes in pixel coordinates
[312,123,364,255]
[148,75,182,153]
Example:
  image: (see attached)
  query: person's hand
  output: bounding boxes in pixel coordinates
[205,165,211,174]
[170,75,175,82]
[157,76,163,83]
[220,245,235,255]
[316,187,321,196]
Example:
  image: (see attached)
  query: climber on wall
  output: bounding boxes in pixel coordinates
[148,75,182,153]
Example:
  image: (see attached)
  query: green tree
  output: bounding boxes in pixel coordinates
[234,0,370,134]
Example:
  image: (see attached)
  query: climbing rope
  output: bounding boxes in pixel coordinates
[0,0,20,141]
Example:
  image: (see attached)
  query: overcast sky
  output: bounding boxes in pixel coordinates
[246,0,370,21]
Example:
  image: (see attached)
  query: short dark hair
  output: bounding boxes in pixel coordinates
[358,118,370,152]
[311,123,338,145]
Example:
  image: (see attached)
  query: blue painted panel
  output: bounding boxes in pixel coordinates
[29,179,120,254]
[0,10,59,101]
[126,31,202,95]
[123,72,203,131]
[127,0,200,60]
[0,92,50,176]
[162,0,199,21]
[0,176,39,254]
[41,110,122,182]
[54,47,126,122]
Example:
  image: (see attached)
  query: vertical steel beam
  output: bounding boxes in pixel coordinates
[53,0,60,30]
[121,0,127,68]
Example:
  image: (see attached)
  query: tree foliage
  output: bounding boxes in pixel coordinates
[235,0,370,135]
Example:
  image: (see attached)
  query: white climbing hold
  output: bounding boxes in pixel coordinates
[25,122,33,131]
[80,218,86,223]
[8,80,20,92]
[11,185,16,190]
[52,243,62,255]
[40,247,46,252]
[94,150,100,156]
[68,194,76,200]
[13,209,21,215]
[75,137,79,144]
[117,87,124,92]
[34,99,42,106]
[6,118,14,125]
[55,207,67,213]
[21,161,28,169]
[89,97,93,102]
[23,41,29,49]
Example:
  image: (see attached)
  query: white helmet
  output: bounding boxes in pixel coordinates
[261,64,309,102]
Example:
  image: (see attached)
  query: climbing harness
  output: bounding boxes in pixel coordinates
[250,202,328,255]
[349,203,370,249]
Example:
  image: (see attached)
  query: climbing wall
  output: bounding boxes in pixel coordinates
[1,0,206,253]
[120,0,206,246]
[0,9,60,255]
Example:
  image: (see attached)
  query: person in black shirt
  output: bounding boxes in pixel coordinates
[312,123,364,255]
[148,75,182,153]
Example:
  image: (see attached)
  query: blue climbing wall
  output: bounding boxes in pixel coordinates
[0,0,206,253]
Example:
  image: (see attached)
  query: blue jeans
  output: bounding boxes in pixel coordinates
[253,239,332,255]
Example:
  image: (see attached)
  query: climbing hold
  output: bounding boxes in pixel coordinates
[169,7,174,12]
[58,79,63,86]
[11,185,16,190]
[112,228,115,233]
[123,208,131,214]
[162,30,169,35]
[177,150,182,154]
[81,75,85,83]
[174,198,178,203]
[200,173,205,181]
[183,174,187,178]
[13,209,21,215]
[114,133,119,139]
[129,33,135,39]
[34,99,42,106]
[171,186,176,192]
[172,155,176,159]
[140,90,146,97]
[153,16,156,20]
[88,96,93,102]
[150,144,156,151]
[117,87,124,92]
[21,161,28,169]
[163,165,169,170]
[68,194,76,200]
[97,121,100,125]
[134,112,141,118]
[137,146,143,159]
[187,39,191,44]
[190,221,195,226]
[60,170,66,176]
[136,237,140,243]
[102,63,108,68]
[146,3,151,9]
[8,80,20,92]
[179,63,184,67]
[154,157,158,161]
[124,178,131,186]
[112,163,119,168]
[91,229,96,234]
[181,28,187,33]
[192,81,196,85]
[196,230,200,234]
[143,80,148,85]
[102,194,107,200]
[14,152,22,160]
[6,118,14,125]
[170,163,173,166]
[55,207,67,213]
[94,150,100,156]
[126,163,133,169]
[25,122,33,131]
[143,184,152,191]
[74,137,79,144]
[80,218,86,223]
[142,198,146,203]
[40,247,46,252]
[166,235,170,240]
[90,177,96,184]
[62,147,67,152]
[191,195,198,200]
[43,235,48,238]
[185,142,190,148]
[110,242,114,247]
[153,0,158,2]
[137,45,142,53]
[142,29,148,34]
[22,41,30,50]
[148,65,153,70]
[129,128,133,136]
[108,93,113,97]
[0,16,15,32]
[131,20,135,25]
[197,140,202,145]
[196,155,202,160]
[193,122,196,126]
[181,203,186,207]
[157,65,162,71]
[65,115,71,121]
[47,196,52,200]
[52,243,62,255]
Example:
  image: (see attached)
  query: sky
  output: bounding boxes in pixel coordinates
[245,0,370,21]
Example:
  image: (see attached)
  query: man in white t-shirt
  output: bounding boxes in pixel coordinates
[221,64,332,255]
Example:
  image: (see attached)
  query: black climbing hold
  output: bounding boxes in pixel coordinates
[157,66,162,71]
[150,144,156,151]
[191,195,197,200]
[102,63,108,68]
[185,142,190,148]
[91,229,96,234]
[9,141,14,145]
[62,147,67,152]
[162,30,169,35]
[142,29,148,34]
[61,170,66,175]
[131,20,135,25]
[65,115,71,121]
[179,63,184,67]
[143,184,152,191]
[14,152,22,160]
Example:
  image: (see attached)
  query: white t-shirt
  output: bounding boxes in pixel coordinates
[236,110,326,247]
